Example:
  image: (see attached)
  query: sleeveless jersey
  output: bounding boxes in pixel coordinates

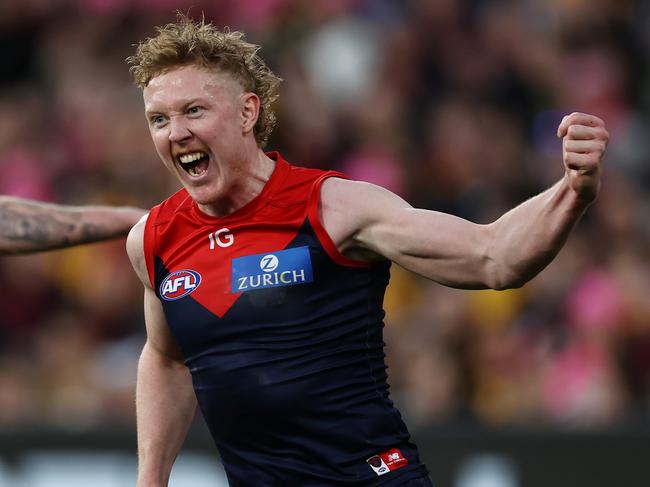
[143,153,429,486]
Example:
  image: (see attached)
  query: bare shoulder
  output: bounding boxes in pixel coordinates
[126,213,150,286]
[320,177,400,207]
[319,178,370,249]
[320,177,411,222]
[318,177,411,258]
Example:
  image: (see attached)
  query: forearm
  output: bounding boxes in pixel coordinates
[136,341,197,487]
[485,177,589,289]
[0,196,145,254]
[72,205,146,244]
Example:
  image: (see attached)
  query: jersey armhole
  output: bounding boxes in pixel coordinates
[307,173,370,269]
[143,205,161,289]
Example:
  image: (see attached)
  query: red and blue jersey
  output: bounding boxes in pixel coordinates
[144,152,429,486]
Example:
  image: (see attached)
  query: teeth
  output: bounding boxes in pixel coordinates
[179,152,206,164]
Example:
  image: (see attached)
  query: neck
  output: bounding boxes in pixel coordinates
[197,149,276,217]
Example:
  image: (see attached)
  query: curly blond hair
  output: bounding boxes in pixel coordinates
[127,14,282,147]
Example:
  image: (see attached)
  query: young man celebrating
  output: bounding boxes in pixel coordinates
[0,195,145,255]
[126,16,608,487]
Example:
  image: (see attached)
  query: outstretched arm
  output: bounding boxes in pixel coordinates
[321,112,608,290]
[0,196,146,255]
[126,217,198,487]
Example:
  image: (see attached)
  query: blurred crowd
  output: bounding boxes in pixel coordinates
[1,0,649,433]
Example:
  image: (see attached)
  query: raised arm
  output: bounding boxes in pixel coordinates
[321,112,608,290]
[0,196,146,255]
[126,217,197,487]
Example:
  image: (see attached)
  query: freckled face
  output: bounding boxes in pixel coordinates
[143,65,247,206]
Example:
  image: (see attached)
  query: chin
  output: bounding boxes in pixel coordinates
[185,184,223,206]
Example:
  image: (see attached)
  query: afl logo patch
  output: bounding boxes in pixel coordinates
[159,270,202,301]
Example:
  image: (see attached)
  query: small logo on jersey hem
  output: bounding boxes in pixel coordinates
[159,270,202,301]
[366,448,409,476]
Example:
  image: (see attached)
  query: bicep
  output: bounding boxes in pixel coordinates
[359,206,492,288]
[126,215,183,359]
[322,180,493,288]
[143,286,184,360]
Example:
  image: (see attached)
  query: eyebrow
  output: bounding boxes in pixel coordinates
[145,98,204,118]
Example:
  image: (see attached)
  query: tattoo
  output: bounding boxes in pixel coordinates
[0,198,104,254]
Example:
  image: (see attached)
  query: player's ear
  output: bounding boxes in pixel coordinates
[241,92,260,136]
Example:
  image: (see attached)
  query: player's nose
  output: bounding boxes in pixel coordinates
[168,117,192,143]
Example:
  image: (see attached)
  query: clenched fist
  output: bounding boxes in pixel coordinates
[557,112,609,203]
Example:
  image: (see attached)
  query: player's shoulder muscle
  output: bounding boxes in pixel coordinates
[319,177,411,254]
[321,177,410,223]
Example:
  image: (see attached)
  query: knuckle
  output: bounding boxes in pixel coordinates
[601,128,610,142]
[564,153,577,164]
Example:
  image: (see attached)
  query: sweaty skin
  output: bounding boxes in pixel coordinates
[0,196,146,255]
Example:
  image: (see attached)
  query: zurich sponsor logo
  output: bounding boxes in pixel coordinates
[232,246,313,293]
[159,270,202,301]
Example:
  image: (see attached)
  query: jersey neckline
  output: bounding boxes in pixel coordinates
[189,151,290,225]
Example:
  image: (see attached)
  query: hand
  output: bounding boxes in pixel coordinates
[557,112,609,203]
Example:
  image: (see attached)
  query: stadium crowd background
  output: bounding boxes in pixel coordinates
[0,0,649,438]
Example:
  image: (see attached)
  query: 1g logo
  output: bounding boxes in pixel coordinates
[208,228,234,249]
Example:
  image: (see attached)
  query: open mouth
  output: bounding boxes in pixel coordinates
[178,151,210,177]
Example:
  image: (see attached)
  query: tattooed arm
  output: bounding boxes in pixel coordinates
[0,196,147,255]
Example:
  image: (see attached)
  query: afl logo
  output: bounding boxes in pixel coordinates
[160,270,202,301]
